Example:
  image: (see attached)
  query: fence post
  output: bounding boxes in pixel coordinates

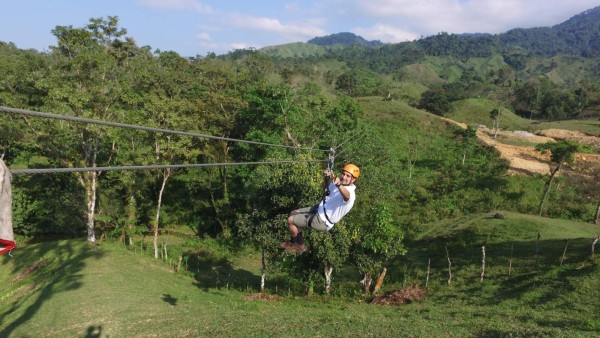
[560,239,569,266]
[534,232,540,270]
[426,258,431,287]
[509,242,513,276]
[445,245,452,286]
[480,246,486,282]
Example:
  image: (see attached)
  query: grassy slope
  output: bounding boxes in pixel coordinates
[1,212,599,337]
[450,98,532,130]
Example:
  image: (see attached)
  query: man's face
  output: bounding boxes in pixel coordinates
[341,170,356,185]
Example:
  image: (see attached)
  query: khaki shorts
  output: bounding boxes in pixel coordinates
[291,206,329,231]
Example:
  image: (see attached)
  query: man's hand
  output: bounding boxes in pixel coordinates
[323,168,335,180]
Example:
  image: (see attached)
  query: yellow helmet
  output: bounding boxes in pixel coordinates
[342,163,360,179]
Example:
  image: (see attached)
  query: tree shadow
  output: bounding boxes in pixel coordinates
[85,325,103,338]
[184,250,260,291]
[0,240,103,337]
[161,294,177,306]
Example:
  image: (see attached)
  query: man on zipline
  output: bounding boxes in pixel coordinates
[280,163,360,254]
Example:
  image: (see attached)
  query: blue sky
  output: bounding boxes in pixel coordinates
[1,0,599,56]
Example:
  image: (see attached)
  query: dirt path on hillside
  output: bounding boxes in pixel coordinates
[438,117,600,176]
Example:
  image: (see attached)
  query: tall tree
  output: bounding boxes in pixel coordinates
[350,203,406,294]
[489,108,501,139]
[535,140,580,216]
[455,126,477,167]
[40,16,136,243]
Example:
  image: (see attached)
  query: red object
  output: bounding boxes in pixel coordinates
[0,238,16,255]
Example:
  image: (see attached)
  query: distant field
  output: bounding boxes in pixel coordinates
[533,118,600,136]
[449,98,600,139]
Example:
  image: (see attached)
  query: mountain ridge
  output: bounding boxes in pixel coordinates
[268,6,600,58]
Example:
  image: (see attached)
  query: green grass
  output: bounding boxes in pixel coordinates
[450,98,532,130]
[2,211,600,336]
[260,42,329,58]
[532,118,600,137]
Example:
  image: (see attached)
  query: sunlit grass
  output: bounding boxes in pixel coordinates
[2,211,599,337]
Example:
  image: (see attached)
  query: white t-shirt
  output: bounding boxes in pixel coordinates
[317,182,356,230]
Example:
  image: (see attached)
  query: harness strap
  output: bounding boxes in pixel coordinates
[307,204,334,230]
[320,147,336,228]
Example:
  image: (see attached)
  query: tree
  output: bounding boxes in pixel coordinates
[40,16,135,243]
[349,203,406,294]
[419,87,451,115]
[139,50,204,258]
[335,72,358,96]
[489,108,501,139]
[535,140,580,216]
[455,125,478,167]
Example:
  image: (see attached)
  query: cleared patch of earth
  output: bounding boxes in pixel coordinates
[371,285,427,306]
[439,117,600,176]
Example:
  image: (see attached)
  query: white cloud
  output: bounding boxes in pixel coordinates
[195,32,211,41]
[194,40,254,54]
[137,0,213,14]
[353,24,420,42]
[229,14,326,39]
[351,0,600,37]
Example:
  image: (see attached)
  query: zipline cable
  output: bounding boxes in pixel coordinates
[332,124,371,159]
[9,159,326,175]
[0,106,330,153]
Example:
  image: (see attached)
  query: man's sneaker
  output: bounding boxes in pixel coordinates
[280,241,296,252]
[293,243,306,254]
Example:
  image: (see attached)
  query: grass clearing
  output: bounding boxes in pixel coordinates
[532,118,600,137]
[2,211,599,336]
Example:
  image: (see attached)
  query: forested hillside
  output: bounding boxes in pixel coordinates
[1,8,599,298]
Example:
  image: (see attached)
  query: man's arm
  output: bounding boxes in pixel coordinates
[325,168,351,202]
[332,177,351,202]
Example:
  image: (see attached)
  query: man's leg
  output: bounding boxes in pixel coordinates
[280,207,312,253]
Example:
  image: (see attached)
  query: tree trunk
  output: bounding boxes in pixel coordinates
[260,241,266,293]
[324,264,333,294]
[361,273,372,294]
[538,162,562,216]
[446,245,452,285]
[154,168,170,259]
[493,116,500,139]
[594,200,600,225]
[85,171,98,243]
[373,267,387,294]
[125,193,135,246]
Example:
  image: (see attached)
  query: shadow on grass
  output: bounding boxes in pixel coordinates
[185,250,260,291]
[161,294,178,306]
[0,240,103,337]
[85,325,103,338]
